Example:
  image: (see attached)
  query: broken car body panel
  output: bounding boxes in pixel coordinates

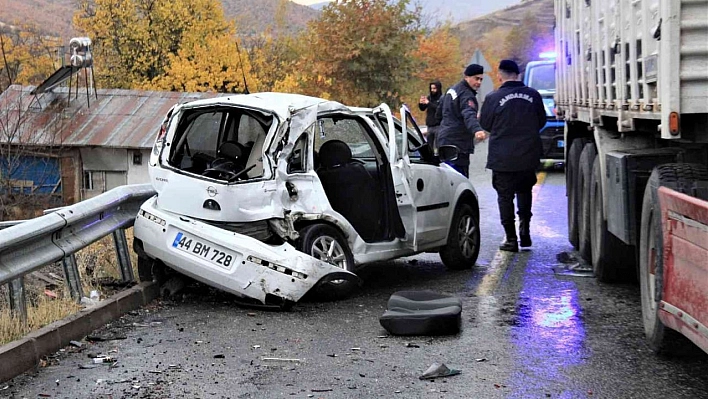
[135,196,359,304]
[134,92,479,306]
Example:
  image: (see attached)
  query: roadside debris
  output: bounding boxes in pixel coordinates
[261,357,302,363]
[552,252,593,277]
[380,291,462,336]
[92,356,116,364]
[86,334,126,342]
[419,363,461,380]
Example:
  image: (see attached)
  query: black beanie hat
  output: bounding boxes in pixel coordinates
[499,59,520,74]
[464,63,484,77]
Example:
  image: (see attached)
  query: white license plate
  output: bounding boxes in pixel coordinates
[172,232,235,269]
[557,140,565,148]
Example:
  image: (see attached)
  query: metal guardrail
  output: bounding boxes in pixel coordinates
[0,184,156,322]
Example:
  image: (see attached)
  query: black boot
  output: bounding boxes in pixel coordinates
[500,224,519,252]
[519,219,531,247]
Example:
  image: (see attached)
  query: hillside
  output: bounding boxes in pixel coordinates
[0,0,318,40]
[303,0,523,23]
[452,0,554,45]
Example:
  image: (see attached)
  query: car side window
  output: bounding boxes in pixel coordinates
[313,117,376,161]
[287,133,308,174]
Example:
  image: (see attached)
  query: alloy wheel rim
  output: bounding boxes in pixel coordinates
[457,215,478,259]
[311,235,348,285]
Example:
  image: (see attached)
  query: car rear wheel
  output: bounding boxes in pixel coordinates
[137,256,166,285]
[440,203,480,270]
[297,224,357,300]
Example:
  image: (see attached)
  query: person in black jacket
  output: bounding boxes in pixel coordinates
[479,59,546,252]
[436,64,486,178]
[418,80,443,152]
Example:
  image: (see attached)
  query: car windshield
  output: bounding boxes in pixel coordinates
[527,64,555,91]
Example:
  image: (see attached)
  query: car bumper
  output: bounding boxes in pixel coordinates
[134,196,359,304]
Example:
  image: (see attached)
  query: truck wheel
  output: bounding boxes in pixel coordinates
[590,157,635,282]
[639,164,708,353]
[566,138,589,248]
[297,224,357,301]
[440,203,480,270]
[577,142,596,260]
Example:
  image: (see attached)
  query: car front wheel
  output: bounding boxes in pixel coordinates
[440,203,480,270]
[297,224,358,300]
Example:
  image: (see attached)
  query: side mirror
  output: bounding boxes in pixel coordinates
[437,145,459,162]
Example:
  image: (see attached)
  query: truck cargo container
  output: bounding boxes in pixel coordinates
[555,0,708,354]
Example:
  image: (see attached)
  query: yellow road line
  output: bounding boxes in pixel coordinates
[475,171,547,296]
[476,250,515,296]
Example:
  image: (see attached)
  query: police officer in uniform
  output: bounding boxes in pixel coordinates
[436,64,486,178]
[480,60,546,252]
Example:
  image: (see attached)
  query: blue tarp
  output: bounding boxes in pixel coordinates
[0,156,61,195]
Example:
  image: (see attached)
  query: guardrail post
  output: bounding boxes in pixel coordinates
[113,229,134,283]
[8,277,28,324]
[62,255,84,300]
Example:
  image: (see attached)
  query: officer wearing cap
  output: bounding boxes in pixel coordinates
[436,63,487,178]
[480,59,546,252]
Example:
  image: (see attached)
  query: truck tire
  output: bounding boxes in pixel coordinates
[577,142,596,261]
[639,164,708,354]
[566,138,589,248]
[590,157,635,282]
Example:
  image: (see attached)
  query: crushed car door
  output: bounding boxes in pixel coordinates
[399,106,452,246]
[372,103,421,248]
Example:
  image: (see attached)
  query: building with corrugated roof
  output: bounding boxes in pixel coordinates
[0,84,226,208]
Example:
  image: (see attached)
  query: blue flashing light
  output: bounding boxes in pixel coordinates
[539,51,557,59]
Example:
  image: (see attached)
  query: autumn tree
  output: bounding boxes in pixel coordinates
[297,0,423,107]
[405,24,463,122]
[73,0,255,92]
[245,0,302,93]
[0,24,61,93]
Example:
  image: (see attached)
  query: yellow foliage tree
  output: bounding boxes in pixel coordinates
[73,0,253,92]
[0,25,61,91]
[405,25,463,122]
[245,0,303,95]
[297,0,422,107]
[148,32,258,93]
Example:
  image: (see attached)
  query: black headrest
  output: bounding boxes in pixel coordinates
[218,141,242,160]
[319,140,352,168]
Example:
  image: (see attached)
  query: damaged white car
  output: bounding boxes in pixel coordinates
[133,92,480,308]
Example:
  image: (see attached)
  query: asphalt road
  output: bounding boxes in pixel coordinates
[5,143,708,399]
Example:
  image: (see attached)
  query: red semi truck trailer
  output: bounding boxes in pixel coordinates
[555,0,708,353]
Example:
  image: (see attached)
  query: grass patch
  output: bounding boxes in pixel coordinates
[0,228,140,345]
[0,296,81,345]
